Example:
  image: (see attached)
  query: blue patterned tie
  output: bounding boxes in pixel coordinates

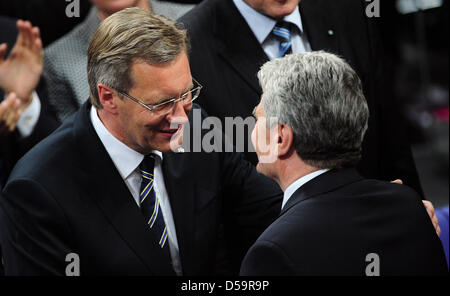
[139,155,170,256]
[272,21,292,57]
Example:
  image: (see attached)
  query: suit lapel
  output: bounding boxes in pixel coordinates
[213,0,268,95]
[161,152,197,275]
[213,0,342,97]
[73,102,175,275]
[281,168,364,215]
[299,0,340,53]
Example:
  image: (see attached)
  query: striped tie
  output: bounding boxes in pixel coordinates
[139,155,170,256]
[272,21,292,57]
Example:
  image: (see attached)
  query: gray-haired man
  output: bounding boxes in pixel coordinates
[241,51,448,275]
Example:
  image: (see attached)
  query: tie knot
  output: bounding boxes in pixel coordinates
[273,21,292,40]
[139,154,156,178]
[276,21,291,30]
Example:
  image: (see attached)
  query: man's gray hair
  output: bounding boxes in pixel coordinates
[87,7,190,108]
[258,51,369,169]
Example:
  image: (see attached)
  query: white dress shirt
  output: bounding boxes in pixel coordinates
[282,169,330,210]
[90,106,182,275]
[233,0,311,60]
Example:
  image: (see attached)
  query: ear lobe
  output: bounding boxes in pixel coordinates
[97,84,117,111]
[278,124,294,157]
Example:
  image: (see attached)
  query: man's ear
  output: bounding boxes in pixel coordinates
[97,84,117,113]
[278,123,294,158]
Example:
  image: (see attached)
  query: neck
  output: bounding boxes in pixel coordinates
[277,154,320,192]
[97,0,151,21]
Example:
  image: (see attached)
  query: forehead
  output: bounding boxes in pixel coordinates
[129,53,192,100]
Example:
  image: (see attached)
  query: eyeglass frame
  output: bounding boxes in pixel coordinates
[115,78,203,115]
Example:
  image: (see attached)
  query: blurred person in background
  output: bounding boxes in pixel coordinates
[0,16,58,189]
[0,16,59,276]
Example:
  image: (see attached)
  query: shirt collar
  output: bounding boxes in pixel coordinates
[233,0,304,44]
[282,169,330,210]
[90,106,163,180]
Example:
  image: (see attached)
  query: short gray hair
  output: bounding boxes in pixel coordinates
[258,51,369,169]
[87,7,190,108]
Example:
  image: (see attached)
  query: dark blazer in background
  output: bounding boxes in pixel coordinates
[0,0,92,47]
[0,102,282,275]
[178,0,424,196]
[0,15,59,188]
[240,168,448,275]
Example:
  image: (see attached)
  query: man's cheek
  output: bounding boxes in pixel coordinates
[251,127,258,154]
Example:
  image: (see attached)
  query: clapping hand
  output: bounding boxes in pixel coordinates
[0,20,43,110]
[0,92,21,135]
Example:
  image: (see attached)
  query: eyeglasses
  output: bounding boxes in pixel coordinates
[117,78,203,116]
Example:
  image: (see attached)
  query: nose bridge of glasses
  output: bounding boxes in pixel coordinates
[176,87,196,104]
[160,92,191,115]
[133,79,202,115]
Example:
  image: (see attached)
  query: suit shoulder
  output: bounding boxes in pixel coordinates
[256,205,313,246]
[178,0,217,33]
[44,9,96,64]
[357,178,423,202]
[260,178,424,239]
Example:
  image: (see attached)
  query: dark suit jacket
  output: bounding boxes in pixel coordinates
[0,16,59,188]
[0,102,282,275]
[179,0,424,196]
[240,168,448,276]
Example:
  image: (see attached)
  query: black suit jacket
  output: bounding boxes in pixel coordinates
[0,102,282,275]
[240,168,448,275]
[179,0,424,195]
[0,16,59,188]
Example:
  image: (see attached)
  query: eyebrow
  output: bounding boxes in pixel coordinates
[152,81,195,105]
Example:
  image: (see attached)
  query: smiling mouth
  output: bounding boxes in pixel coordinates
[159,125,182,136]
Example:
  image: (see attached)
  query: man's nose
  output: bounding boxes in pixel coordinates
[167,100,189,124]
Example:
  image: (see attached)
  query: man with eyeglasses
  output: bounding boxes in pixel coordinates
[0,8,282,275]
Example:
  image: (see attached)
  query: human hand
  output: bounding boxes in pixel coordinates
[0,92,22,135]
[0,20,43,110]
[423,200,441,237]
[390,179,441,236]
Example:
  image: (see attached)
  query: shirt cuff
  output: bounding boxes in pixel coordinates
[16,91,41,138]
